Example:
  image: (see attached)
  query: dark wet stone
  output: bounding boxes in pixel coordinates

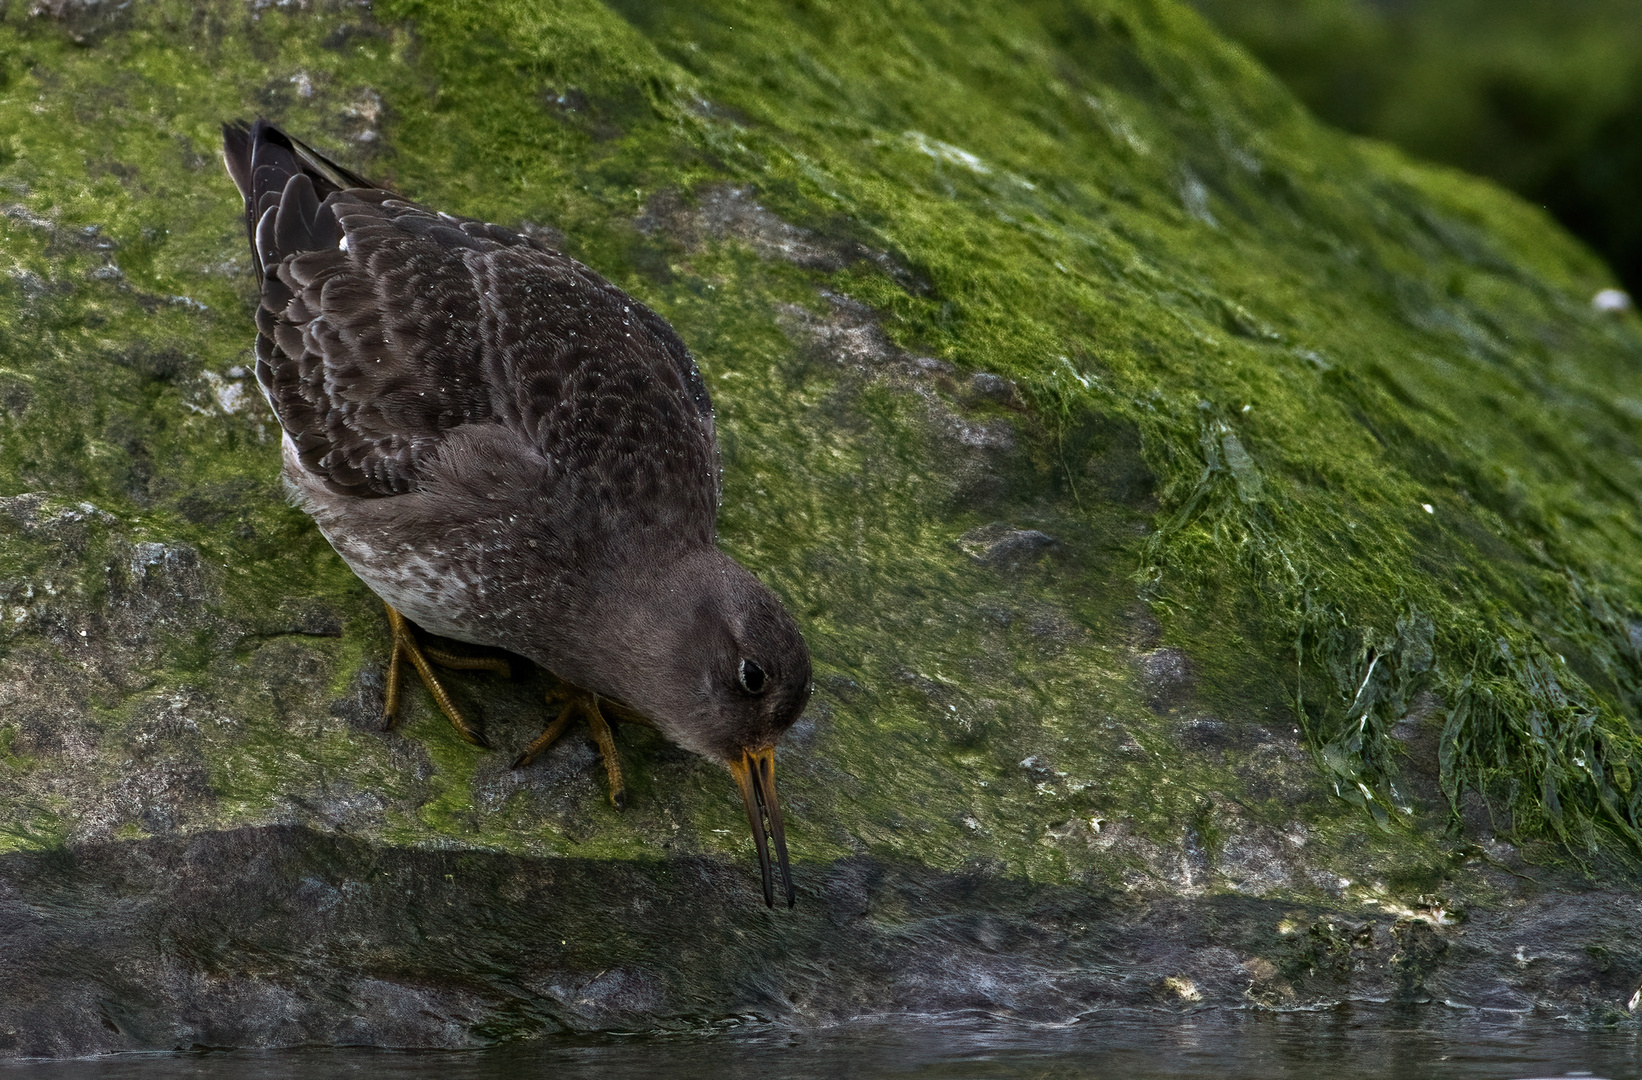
[328,666,388,732]
[1125,605,1164,649]
[1022,604,1085,646]
[968,372,1025,407]
[1235,733,1321,805]
[1391,690,1448,811]
[1137,647,1195,713]
[957,522,1056,567]
[640,184,845,271]
[0,828,1638,1054]
[1177,717,1237,751]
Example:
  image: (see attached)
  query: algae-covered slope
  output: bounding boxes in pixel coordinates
[1185,0,1642,296]
[3,0,1642,1051]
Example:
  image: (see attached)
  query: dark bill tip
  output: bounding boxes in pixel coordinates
[730,747,795,908]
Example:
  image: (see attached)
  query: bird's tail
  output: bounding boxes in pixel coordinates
[221,119,377,284]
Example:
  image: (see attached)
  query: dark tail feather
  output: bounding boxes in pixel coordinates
[221,120,255,203]
[221,118,377,283]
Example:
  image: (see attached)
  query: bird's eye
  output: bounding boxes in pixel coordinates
[738,659,767,694]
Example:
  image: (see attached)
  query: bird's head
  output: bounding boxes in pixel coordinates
[596,547,812,906]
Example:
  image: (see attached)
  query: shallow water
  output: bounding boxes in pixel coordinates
[6,1006,1641,1080]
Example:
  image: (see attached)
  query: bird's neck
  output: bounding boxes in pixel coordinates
[523,541,731,708]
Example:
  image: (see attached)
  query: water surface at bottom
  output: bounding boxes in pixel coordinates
[7,1005,1641,1079]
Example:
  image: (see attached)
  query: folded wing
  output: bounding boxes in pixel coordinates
[222,119,718,521]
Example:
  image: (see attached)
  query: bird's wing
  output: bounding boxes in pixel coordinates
[226,121,717,508]
[223,119,373,289]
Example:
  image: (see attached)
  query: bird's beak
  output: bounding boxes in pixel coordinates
[728,746,794,908]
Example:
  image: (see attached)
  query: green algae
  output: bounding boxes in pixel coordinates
[586,0,1642,860]
[0,0,1637,906]
[1185,0,1642,294]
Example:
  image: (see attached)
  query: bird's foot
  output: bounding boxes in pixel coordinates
[380,603,497,748]
[513,686,628,810]
[420,644,511,679]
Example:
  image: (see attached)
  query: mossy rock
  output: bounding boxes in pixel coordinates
[3,0,1642,1054]
[1185,0,1642,295]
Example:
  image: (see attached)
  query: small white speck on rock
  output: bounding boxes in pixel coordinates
[1593,287,1632,315]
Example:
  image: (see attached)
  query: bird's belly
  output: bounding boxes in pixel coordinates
[293,482,492,643]
[283,437,496,646]
[317,521,493,646]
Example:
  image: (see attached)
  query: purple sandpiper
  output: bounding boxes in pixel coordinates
[223,119,811,906]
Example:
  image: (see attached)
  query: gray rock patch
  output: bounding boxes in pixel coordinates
[958,522,1056,567]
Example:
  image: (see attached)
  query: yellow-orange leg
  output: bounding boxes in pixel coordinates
[381,603,507,748]
[513,686,628,810]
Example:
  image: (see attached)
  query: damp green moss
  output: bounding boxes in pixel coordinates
[1185,0,1642,294]
[0,0,1638,899]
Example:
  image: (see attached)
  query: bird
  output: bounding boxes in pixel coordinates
[222,119,812,907]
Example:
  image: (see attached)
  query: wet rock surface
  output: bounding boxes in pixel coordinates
[3,826,1641,1056]
[3,0,1642,1056]
[958,523,1058,568]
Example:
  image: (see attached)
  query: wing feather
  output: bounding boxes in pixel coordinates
[224,119,717,524]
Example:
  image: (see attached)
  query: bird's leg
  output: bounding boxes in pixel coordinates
[380,603,493,748]
[383,626,407,723]
[513,686,628,810]
[585,705,628,811]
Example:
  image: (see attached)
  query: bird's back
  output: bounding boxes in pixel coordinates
[222,119,720,541]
